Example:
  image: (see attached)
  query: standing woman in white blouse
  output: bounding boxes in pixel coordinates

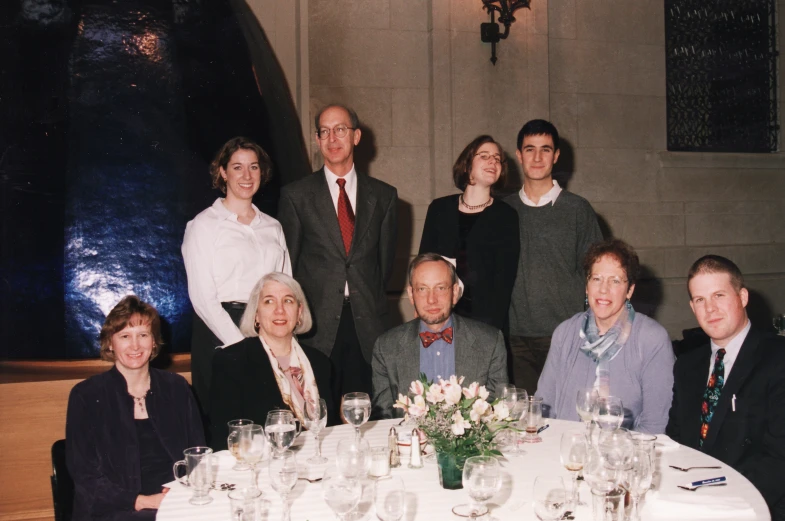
[182,137,292,415]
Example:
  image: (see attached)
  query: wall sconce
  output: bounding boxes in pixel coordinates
[480,0,531,65]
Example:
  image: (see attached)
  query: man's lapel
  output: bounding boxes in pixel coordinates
[453,315,479,383]
[703,328,762,450]
[312,169,347,257]
[397,320,422,391]
[350,174,377,258]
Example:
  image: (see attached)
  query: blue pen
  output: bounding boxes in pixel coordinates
[690,476,726,487]
[537,424,550,434]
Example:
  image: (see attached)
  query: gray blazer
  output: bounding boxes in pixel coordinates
[278,168,398,362]
[371,314,509,418]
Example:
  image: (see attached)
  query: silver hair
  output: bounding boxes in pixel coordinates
[239,272,313,337]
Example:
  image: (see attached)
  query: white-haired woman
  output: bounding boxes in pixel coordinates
[209,272,336,449]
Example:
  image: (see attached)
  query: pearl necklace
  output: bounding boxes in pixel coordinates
[460,194,492,211]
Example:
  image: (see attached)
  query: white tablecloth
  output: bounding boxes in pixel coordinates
[157,419,770,521]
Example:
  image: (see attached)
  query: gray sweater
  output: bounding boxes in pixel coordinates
[536,312,675,434]
[504,191,602,337]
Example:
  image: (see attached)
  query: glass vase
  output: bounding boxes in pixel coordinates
[436,452,466,490]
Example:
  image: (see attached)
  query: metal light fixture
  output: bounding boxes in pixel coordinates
[480,0,531,65]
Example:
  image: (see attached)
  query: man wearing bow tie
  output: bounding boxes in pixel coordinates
[371,253,508,418]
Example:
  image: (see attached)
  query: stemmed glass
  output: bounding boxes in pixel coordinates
[452,456,502,518]
[227,419,254,471]
[532,476,568,521]
[336,437,371,479]
[576,388,598,434]
[374,475,405,521]
[341,392,371,441]
[523,396,544,443]
[627,449,653,521]
[239,425,267,491]
[304,398,328,465]
[560,432,588,507]
[592,396,624,431]
[266,410,299,456]
[269,450,298,521]
[322,470,363,521]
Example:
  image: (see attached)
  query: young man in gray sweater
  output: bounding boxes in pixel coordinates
[504,120,602,393]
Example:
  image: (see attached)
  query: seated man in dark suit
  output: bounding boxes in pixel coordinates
[666,255,785,520]
[371,253,508,418]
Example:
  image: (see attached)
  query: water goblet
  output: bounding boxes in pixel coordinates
[269,450,298,521]
[452,455,502,518]
[523,396,544,443]
[532,476,568,521]
[576,388,599,434]
[560,432,588,507]
[592,396,624,431]
[374,475,405,521]
[627,449,653,521]
[227,419,253,471]
[336,437,371,479]
[266,410,300,456]
[239,425,267,491]
[342,392,371,441]
[305,398,328,465]
[229,487,262,521]
[322,470,362,521]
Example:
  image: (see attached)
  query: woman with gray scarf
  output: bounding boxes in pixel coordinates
[536,239,675,434]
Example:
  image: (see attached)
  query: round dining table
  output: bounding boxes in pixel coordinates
[158,418,770,521]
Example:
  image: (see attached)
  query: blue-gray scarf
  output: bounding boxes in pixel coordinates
[579,301,636,395]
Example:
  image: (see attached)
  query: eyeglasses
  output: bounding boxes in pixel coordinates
[316,126,355,140]
[587,276,628,288]
[474,152,504,164]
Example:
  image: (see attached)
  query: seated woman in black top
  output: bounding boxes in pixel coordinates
[210,272,336,450]
[66,296,205,520]
[419,135,520,332]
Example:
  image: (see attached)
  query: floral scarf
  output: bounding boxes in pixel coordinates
[258,337,320,424]
[578,301,636,396]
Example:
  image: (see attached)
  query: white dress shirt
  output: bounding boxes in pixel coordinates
[182,198,292,346]
[323,165,357,296]
[519,179,562,207]
[707,319,751,384]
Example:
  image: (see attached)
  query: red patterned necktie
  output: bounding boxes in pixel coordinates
[699,348,726,447]
[336,178,355,255]
[419,327,453,348]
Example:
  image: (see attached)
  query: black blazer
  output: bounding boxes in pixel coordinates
[209,336,337,450]
[666,328,785,515]
[66,366,205,521]
[278,169,398,361]
[419,194,520,331]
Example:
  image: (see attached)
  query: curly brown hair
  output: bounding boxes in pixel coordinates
[582,238,640,287]
[209,137,272,194]
[99,296,163,362]
[452,135,508,192]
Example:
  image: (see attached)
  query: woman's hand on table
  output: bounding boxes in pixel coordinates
[135,488,169,511]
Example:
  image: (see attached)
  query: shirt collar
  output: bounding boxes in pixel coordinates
[212,198,261,223]
[324,164,357,189]
[710,319,751,362]
[519,179,562,207]
[419,315,454,334]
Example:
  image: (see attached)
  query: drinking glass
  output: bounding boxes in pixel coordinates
[496,385,518,450]
[374,475,405,521]
[592,396,624,431]
[173,446,214,505]
[227,419,254,471]
[532,476,568,521]
[322,470,362,521]
[229,487,262,521]
[336,437,371,479]
[630,432,657,468]
[266,410,300,456]
[627,449,653,521]
[583,446,619,494]
[598,428,634,474]
[560,432,588,507]
[239,425,267,491]
[342,392,371,441]
[524,396,544,443]
[576,388,598,434]
[305,398,328,465]
[269,450,298,521]
[452,456,502,518]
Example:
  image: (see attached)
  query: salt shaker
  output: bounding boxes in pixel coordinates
[408,428,423,469]
[389,427,401,468]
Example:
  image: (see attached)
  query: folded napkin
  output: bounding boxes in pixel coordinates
[642,490,756,520]
[654,434,680,452]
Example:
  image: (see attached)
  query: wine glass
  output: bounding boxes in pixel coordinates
[305,398,328,465]
[560,432,588,507]
[583,445,619,494]
[374,475,405,521]
[269,450,298,521]
[336,437,371,479]
[452,456,502,518]
[532,476,568,521]
[598,428,634,474]
[322,470,362,521]
[576,388,598,434]
[592,396,624,431]
[627,449,653,521]
[227,419,254,471]
[266,410,299,456]
[523,396,544,443]
[238,425,267,491]
[342,392,371,441]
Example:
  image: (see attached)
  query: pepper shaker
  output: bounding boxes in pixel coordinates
[389,427,401,468]
[408,428,423,469]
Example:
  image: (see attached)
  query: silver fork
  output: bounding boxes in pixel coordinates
[669,465,721,472]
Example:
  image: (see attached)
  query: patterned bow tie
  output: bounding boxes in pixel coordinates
[419,327,453,348]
